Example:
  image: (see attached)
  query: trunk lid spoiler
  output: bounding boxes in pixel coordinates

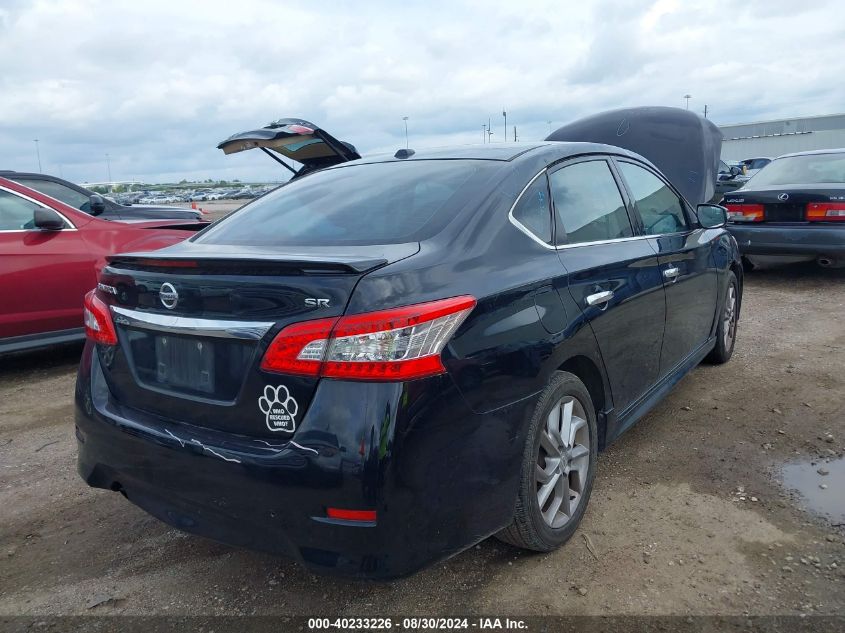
[217,118,361,178]
[546,106,723,206]
[107,241,419,274]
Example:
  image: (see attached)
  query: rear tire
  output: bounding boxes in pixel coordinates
[496,372,597,551]
[705,271,739,364]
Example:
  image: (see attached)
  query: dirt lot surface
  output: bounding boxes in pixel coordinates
[1,262,843,617]
[176,199,243,221]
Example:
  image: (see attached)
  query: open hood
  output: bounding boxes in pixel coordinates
[546,106,723,205]
[217,118,361,178]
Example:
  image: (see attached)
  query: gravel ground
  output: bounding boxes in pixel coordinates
[0,261,843,617]
[177,200,243,221]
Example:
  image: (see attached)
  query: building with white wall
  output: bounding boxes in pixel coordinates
[719,113,845,161]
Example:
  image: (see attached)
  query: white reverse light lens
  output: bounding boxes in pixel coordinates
[294,308,471,364]
[326,309,470,363]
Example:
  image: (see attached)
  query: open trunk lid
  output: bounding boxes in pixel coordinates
[546,106,723,205]
[96,243,418,437]
[217,118,361,178]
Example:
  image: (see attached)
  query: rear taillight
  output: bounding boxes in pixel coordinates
[83,290,118,345]
[725,203,764,222]
[807,202,845,222]
[260,296,476,381]
[326,508,377,522]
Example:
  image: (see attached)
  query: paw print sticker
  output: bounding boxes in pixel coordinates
[258,385,299,433]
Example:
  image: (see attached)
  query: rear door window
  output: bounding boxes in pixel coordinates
[617,161,689,235]
[511,174,552,244]
[195,160,499,246]
[549,160,633,245]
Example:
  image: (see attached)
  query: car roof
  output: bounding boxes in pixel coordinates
[777,148,845,159]
[0,170,49,178]
[331,141,649,167]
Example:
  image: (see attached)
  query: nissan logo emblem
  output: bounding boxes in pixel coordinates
[159,282,179,310]
[778,193,789,201]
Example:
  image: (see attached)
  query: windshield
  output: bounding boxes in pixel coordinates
[748,153,845,186]
[11,177,95,213]
[195,160,499,246]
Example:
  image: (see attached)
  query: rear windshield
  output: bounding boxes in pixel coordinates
[748,153,845,186]
[195,160,499,246]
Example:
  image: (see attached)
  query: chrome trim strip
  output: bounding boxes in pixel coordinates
[507,161,697,251]
[507,170,555,249]
[507,172,654,251]
[555,234,652,250]
[111,306,274,340]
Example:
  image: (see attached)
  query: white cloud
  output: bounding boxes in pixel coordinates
[0,0,843,183]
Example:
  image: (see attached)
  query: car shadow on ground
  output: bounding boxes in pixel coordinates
[745,259,845,282]
[0,342,84,379]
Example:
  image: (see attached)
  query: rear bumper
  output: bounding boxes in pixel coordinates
[727,224,845,257]
[75,344,532,579]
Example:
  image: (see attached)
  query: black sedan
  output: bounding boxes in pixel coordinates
[721,148,845,269]
[0,171,205,222]
[74,107,742,579]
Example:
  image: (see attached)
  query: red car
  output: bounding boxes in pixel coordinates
[0,177,203,354]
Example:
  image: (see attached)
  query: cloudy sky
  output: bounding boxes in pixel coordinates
[1,0,843,184]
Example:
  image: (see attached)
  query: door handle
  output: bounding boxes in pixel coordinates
[663,266,681,281]
[586,290,614,307]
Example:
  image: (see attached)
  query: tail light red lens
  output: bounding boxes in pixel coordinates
[260,295,476,381]
[725,203,764,222]
[83,290,118,345]
[807,202,845,221]
[260,317,337,376]
[326,508,377,522]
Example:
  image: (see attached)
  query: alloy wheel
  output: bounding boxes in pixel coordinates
[723,285,737,349]
[535,396,591,529]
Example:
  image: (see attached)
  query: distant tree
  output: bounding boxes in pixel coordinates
[179,179,188,184]
[112,184,126,193]
[90,186,108,194]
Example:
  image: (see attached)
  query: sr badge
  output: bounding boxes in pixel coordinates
[258,385,299,432]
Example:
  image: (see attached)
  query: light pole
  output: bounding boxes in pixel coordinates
[547,120,552,136]
[105,153,112,182]
[482,124,486,143]
[684,94,692,110]
[33,139,42,172]
[503,109,507,142]
[402,116,409,149]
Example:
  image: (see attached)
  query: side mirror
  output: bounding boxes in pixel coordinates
[697,204,728,229]
[33,207,65,231]
[89,194,106,215]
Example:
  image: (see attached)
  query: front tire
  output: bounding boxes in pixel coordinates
[705,271,739,364]
[496,371,597,551]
